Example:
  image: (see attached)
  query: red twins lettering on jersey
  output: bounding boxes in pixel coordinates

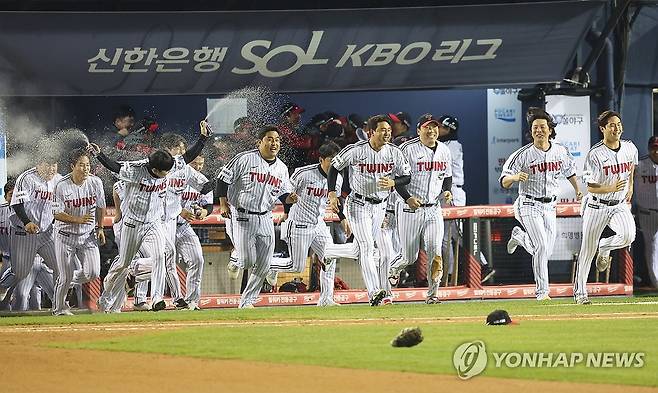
[139,182,168,192]
[306,186,328,198]
[33,190,54,201]
[529,161,562,174]
[181,191,200,201]
[603,162,634,176]
[168,178,186,188]
[249,172,282,187]
[63,196,98,209]
[358,163,394,173]
[641,175,657,184]
[416,161,447,172]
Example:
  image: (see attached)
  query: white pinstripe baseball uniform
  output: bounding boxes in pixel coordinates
[0,202,14,298]
[390,137,452,299]
[635,155,658,288]
[331,141,411,302]
[9,169,61,291]
[176,183,213,305]
[375,192,401,300]
[501,142,576,299]
[271,164,358,305]
[98,157,183,310]
[574,140,638,300]
[52,173,105,314]
[218,149,293,308]
[442,140,465,275]
[11,255,55,311]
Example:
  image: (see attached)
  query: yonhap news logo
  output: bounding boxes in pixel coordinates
[452,340,645,379]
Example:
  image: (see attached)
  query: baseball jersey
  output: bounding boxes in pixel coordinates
[177,184,214,225]
[10,168,62,230]
[0,203,11,256]
[164,164,208,220]
[583,140,638,201]
[399,137,452,204]
[634,155,658,209]
[117,158,177,223]
[331,140,411,200]
[500,142,576,198]
[218,149,293,212]
[53,174,106,235]
[444,140,464,186]
[288,164,343,225]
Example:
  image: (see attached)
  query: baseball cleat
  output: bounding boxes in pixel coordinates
[507,226,523,254]
[132,302,150,311]
[369,289,387,306]
[0,286,9,302]
[265,270,278,287]
[52,310,75,316]
[227,261,240,280]
[388,274,400,287]
[536,294,552,301]
[317,299,341,307]
[425,296,441,304]
[174,299,189,310]
[239,304,255,309]
[187,301,201,311]
[576,297,592,305]
[151,300,166,312]
[596,253,612,272]
[381,297,393,306]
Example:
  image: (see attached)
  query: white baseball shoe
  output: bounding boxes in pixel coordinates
[239,304,255,309]
[596,252,612,272]
[187,301,201,311]
[132,302,151,311]
[507,226,523,254]
[576,296,592,305]
[0,286,9,302]
[227,261,240,280]
[536,293,552,301]
[52,310,74,316]
[317,299,341,307]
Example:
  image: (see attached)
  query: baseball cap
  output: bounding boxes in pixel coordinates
[388,113,401,123]
[348,113,365,130]
[233,116,253,132]
[281,102,305,117]
[486,309,517,325]
[396,112,411,128]
[648,136,658,150]
[439,115,459,132]
[416,113,440,129]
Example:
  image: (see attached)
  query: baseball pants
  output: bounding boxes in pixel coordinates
[53,231,100,314]
[574,196,636,299]
[12,256,55,311]
[134,218,180,303]
[345,196,386,300]
[376,211,401,298]
[392,203,444,298]
[9,227,58,286]
[176,223,205,304]
[512,197,557,299]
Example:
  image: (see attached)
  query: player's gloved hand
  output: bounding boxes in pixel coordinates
[199,120,213,137]
[97,227,106,246]
[515,172,529,182]
[24,222,39,234]
[443,191,453,205]
[341,218,352,238]
[377,176,395,189]
[285,193,298,204]
[180,209,196,222]
[86,143,101,156]
[406,196,421,210]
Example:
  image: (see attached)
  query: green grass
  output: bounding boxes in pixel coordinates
[57,318,658,386]
[2,296,658,326]
[7,296,649,387]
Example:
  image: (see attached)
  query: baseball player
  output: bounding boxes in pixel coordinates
[52,149,106,315]
[502,108,581,301]
[217,125,296,309]
[177,154,214,310]
[375,193,401,305]
[388,114,453,304]
[635,136,658,288]
[0,180,15,305]
[268,142,359,306]
[8,151,61,309]
[574,111,637,304]
[327,114,412,306]
[92,120,210,312]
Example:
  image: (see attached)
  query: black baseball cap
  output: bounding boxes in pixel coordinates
[439,115,460,132]
[486,309,517,325]
[416,113,440,129]
[649,136,658,150]
[396,112,411,128]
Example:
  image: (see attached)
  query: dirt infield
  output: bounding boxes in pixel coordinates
[2,318,657,393]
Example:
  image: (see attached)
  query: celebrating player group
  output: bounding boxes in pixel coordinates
[0,107,653,314]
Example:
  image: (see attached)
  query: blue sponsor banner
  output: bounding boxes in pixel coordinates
[0,1,603,96]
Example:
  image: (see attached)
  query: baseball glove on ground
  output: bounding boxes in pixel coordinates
[390,327,424,347]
